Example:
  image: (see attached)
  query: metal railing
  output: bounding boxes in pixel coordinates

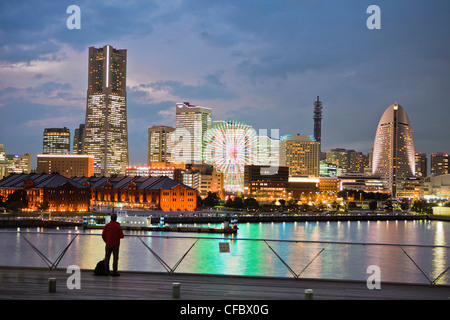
[1,230,449,285]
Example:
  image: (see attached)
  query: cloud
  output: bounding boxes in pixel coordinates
[0,0,160,63]
[129,71,235,103]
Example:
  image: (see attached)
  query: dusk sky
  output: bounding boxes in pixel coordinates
[1,0,449,168]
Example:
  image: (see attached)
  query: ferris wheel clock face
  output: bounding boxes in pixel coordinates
[203,121,258,192]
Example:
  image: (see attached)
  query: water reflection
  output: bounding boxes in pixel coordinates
[0,220,449,284]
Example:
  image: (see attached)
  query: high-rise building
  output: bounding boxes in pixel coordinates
[326,148,348,171]
[174,102,211,164]
[372,103,415,197]
[43,127,70,154]
[415,152,427,177]
[431,152,449,175]
[257,134,280,170]
[5,153,31,175]
[82,45,128,176]
[313,95,323,145]
[326,148,368,174]
[0,144,5,179]
[280,134,320,177]
[148,125,175,164]
[73,124,85,155]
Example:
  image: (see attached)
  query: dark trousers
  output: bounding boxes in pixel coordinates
[104,246,120,274]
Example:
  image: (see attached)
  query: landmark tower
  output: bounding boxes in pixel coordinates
[82,45,128,176]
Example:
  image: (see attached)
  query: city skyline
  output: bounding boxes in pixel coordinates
[0,1,449,169]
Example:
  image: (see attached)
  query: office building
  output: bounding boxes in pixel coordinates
[37,154,94,178]
[181,169,200,191]
[320,160,344,177]
[257,134,280,171]
[174,102,211,164]
[431,152,449,175]
[82,45,128,176]
[148,125,175,164]
[244,165,290,202]
[5,153,31,175]
[280,134,320,177]
[415,152,427,177]
[73,124,85,155]
[43,127,70,154]
[318,177,340,192]
[372,103,415,197]
[326,148,348,169]
[326,148,368,174]
[188,164,224,198]
[0,144,5,179]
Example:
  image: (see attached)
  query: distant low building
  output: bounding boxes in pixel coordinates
[243,165,339,202]
[339,172,394,195]
[37,154,94,178]
[424,174,450,198]
[0,173,199,212]
[73,175,198,211]
[244,165,290,202]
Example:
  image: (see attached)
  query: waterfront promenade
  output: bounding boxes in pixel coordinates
[1,266,449,300]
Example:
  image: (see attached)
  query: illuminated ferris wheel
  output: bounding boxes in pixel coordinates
[203,121,258,192]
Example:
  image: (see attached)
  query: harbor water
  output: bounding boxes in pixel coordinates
[0,219,449,285]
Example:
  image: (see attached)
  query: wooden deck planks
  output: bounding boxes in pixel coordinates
[0,266,449,300]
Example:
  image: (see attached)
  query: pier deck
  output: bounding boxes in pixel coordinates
[0,266,449,300]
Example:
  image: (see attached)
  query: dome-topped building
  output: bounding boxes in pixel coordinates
[372,103,415,196]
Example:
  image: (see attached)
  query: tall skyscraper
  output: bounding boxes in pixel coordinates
[148,125,175,164]
[82,45,128,176]
[313,95,323,144]
[174,102,212,164]
[372,103,415,196]
[73,124,85,155]
[43,127,70,154]
[280,134,320,177]
[431,152,449,175]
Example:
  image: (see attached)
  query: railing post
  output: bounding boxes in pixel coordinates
[48,278,57,293]
[173,283,181,298]
[305,289,313,300]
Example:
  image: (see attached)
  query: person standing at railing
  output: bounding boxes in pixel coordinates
[102,213,124,276]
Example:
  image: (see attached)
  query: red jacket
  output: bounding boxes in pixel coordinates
[102,220,124,248]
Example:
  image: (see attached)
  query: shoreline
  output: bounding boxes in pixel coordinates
[1,213,449,229]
